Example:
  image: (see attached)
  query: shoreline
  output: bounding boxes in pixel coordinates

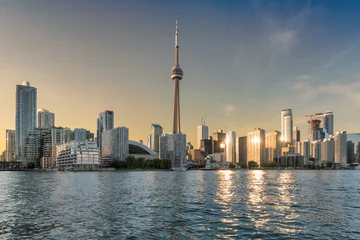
[0,168,356,172]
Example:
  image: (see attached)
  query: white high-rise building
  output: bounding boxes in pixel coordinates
[146,134,152,149]
[159,133,186,167]
[321,138,335,163]
[111,127,129,161]
[225,131,236,163]
[197,119,209,149]
[247,128,266,167]
[37,108,55,129]
[16,81,37,163]
[300,140,311,165]
[310,140,321,162]
[151,124,163,155]
[281,109,293,143]
[97,110,114,156]
[334,131,347,165]
[6,129,15,161]
[322,111,334,135]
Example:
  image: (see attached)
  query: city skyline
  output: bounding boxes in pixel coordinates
[2,0,360,152]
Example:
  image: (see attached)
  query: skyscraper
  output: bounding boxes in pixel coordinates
[334,131,347,165]
[321,137,334,163]
[16,81,37,162]
[281,109,293,143]
[322,111,334,135]
[170,20,183,134]
[159,133,186,167]
[97,110,114,155]
[6,129,15,161]
[293,126,300,143]
[37,108,55,128]
[265,131,281,162]
[247,128,266,167]
[146,134,152,149]
[236,136,247,166]
[197,118,209,149]
[151,124,163,154]
[213,130,226,153]
[111,127,129,161]
[225,131,236,163]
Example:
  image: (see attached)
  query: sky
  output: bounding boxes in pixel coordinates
[1,0,360,152]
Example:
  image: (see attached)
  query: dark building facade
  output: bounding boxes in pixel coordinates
[237,136,247,166]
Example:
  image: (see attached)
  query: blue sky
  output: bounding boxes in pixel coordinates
[1,0,360,150]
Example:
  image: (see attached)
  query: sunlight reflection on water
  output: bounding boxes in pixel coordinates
[1,170,360,239]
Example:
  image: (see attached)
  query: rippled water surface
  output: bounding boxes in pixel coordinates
[1,170,360,239]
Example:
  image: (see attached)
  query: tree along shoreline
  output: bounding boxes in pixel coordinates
[111,156,172,170]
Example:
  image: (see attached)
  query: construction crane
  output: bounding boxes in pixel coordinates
[305,113,323,141]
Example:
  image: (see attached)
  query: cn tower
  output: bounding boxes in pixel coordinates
[170,20,183,134]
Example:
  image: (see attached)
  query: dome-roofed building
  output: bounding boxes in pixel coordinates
[128,140,157,160]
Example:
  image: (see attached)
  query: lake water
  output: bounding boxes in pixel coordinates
[1,170,360,239]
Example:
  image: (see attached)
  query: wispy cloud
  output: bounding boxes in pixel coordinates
[293,80,360,104]
[296,75,312,80]
[322,43,357,69]
[224,104,236,115]
[253,0,312,57]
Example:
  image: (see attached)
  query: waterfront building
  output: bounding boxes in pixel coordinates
[128,140,157,160]
[334,131,347,165]
[281,109,293,143]
[347,141,355,164]
[111,127,129,161]
[321,138,335,163]
[225,131,236,163]
[56,141,99,170]
[23,128,52,167]
[322,111,334,135]
[300,140,311,165]
[6,130,15,161]
[265,131,281,162]
[212,152,226,162]
[187,149,205,163]
[37,108,55,129]
[247,128,266,167]
[97,110,114,156]
[159,133,186,167]
[101,130,112,159]
[151,124,163,155]
[16,81,37,163]
[236,136,247,166]
[310,140,321,162]
[197,119,209,149]
[345,133,360,162]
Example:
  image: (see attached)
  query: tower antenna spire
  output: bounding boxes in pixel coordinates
[170,19,183,134]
